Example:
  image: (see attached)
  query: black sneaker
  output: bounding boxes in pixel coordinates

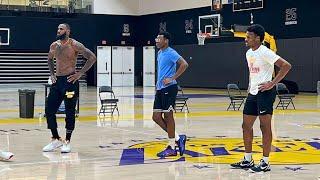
[230,158,254,169]
[249,159,271,172]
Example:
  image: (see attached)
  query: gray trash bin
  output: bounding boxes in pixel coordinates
[18,89,36,118]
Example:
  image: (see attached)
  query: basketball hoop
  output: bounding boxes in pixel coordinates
[197,33,210,45]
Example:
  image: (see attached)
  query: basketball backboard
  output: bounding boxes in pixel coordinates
[198,14,221,37]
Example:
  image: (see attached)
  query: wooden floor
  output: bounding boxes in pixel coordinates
[0,84,319,179]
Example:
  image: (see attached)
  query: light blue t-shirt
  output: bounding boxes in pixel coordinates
[156,47,181,90]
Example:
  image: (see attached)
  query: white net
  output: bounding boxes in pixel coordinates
[197,33,207,45]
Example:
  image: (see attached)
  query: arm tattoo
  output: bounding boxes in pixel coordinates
[48,58,55,75]
[74,41,97,74]
[47,44,55,75]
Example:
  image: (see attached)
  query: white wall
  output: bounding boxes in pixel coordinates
[93,0,140,15]
[93,0,231,15]
[138,0,212,15]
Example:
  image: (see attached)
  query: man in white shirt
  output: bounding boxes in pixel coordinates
[230,24,292,172]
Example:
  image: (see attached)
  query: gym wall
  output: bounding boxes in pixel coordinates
[0,0,319,91]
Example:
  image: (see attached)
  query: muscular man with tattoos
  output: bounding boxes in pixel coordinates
[42,23,96,153]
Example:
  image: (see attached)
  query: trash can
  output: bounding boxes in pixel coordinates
[18,89,36,118]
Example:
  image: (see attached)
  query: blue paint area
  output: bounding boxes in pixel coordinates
[259,145,282,152]
[119,148,144,166]
[306,142,320,150]
[284,167,305,171]
[230,146,260,153]
[184,150,208,157]
[210,147,230,156]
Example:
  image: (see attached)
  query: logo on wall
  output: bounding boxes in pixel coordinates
[185,19,193,34]
[122,24,130,37]
[29,0,49,6]
[159,22,167,32]
[285,8,297,25]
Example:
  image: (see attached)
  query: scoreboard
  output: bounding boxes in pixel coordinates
[233,0,263,12]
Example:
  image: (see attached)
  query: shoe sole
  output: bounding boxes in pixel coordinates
[42,144,63,152]
[7,155,13,160]
[0,154,14,161]
[248,168,271,173]
[230,165,254,169]
[61,151,71,153]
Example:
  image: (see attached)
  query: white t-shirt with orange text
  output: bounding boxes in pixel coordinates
[246,45,280,95]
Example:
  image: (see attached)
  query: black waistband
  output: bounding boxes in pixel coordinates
[56,73,75,78]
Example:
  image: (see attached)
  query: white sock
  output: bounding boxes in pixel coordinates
[244,153,252,161]
[169,138,176,149]
[262,156,269,163]
[175,132,180,141]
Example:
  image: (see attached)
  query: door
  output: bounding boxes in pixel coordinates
[97,46,111,87]
[143,46,155,87]
[122,47,135,87]
[112,46,135,87]
[112,46,123,87]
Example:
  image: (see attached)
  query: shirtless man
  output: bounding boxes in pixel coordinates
[42,23,96,153]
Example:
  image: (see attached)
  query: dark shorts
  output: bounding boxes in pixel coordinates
[153,84,178,112]
[243,88,276,116]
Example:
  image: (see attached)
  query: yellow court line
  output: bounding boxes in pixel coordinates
[0,103,319,114]
[0,108,319,124]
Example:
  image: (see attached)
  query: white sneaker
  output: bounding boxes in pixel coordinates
[61,141,71,153]
[42,139,63,152]
[0,151,14,160]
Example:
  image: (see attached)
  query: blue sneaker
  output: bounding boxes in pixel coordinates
[157,146,177,157]
[176,135,187,156]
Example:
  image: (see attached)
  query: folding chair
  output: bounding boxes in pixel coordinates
[227,84,246,111]
[275,83,296,110]
[175,85,190,113]
[98,86,119,116]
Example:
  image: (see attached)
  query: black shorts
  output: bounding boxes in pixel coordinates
[243,88,276,116]
[153,84,178,112]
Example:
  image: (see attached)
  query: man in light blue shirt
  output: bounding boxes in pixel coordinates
[152,31,189,157]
